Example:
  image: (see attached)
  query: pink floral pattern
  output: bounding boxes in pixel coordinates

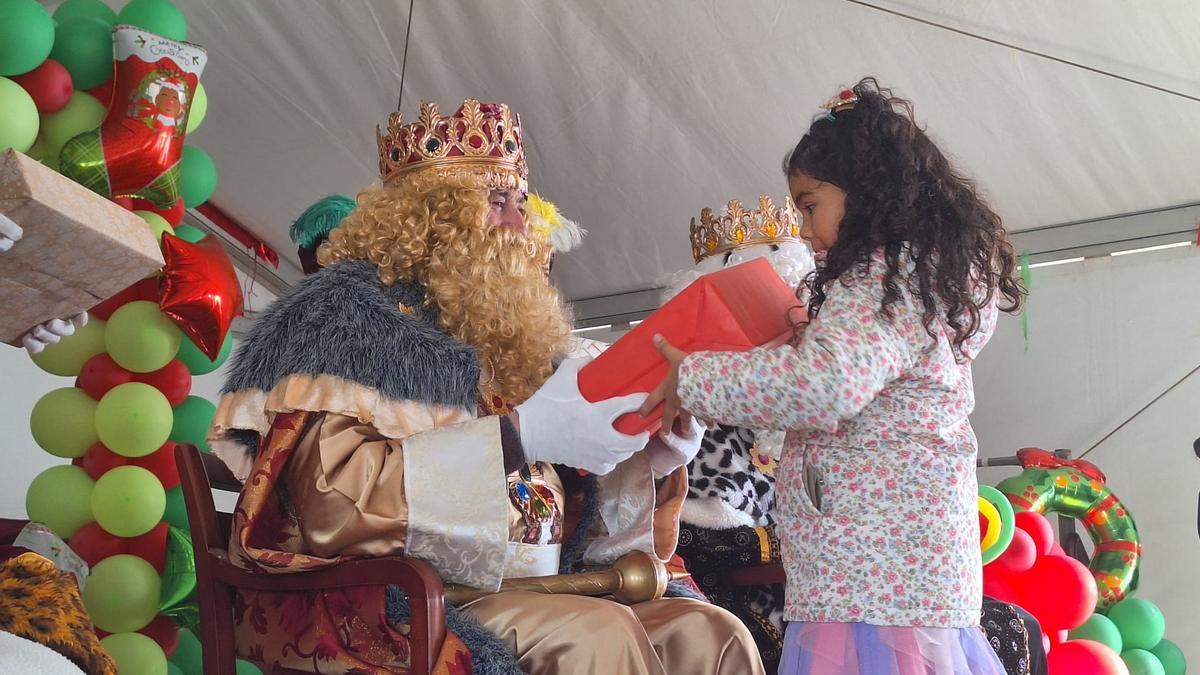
[678,251,998,628]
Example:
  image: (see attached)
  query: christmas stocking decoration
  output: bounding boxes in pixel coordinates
[60,26,207,208]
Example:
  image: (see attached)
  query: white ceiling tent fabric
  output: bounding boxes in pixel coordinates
[174,0,1199,321]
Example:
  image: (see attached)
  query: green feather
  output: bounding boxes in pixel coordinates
[1019,250,1032,350]
[289,194,356,249]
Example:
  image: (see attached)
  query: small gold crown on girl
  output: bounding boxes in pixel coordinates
[820,87,859,120]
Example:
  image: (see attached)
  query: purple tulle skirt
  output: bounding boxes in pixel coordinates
[779,622,1006,675]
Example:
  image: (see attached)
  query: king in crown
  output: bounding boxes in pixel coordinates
[209,98,764,674]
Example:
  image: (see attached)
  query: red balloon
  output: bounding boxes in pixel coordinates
[90,277,159,320]
[77,353,136,400]
[139,615,180,659]
[159,234,243,359]
[982,569,1021,605]
[111,195,135,210]
[81,442,130,481]
[11,59,74,114]
[1019,555,1098,630]
[129,441,180,490]
[127,522,169,573]
[1049,542,1067,558]
[87,78,115,107]
[135,359,192,407]
[1015,511,1055,556]
[1046,640,1129,675]
[989,527,1037,574]
[68,521,127,568]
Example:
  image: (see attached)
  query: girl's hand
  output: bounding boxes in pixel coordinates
[639,335,698,434]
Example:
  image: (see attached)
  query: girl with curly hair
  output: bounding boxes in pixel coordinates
[644,77,1023,673]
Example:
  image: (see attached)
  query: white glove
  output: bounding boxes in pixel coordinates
[645,418,705,479]
[0,213,22,252]
[515,357,650,475]
[22,313,88,354]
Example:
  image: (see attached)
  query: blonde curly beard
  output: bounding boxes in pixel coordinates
[319,174,572,404]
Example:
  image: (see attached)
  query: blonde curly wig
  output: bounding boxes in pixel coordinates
[319,174,572,404]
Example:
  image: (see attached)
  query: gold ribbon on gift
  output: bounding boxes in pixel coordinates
[443,551,688,606]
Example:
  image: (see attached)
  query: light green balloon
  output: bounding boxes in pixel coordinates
[185,82,206,134]
[169,628,202,675]
[0,0,55,76]
[105,300,183,373]
[1149,639,1187,675]
[235,659,263,675]
[50,16,115,91]
[136,209,175,242]
[172,224,206,244]
[53,0,119,27]
[96,381,173,457]
[1110,597,1167,651]
[101,632,168,675]
[91,465,166,537]
[1070,613,1124,654]
[30,386,98,458]
[179,145,216,207]
[29,315,107,376]
[83,554,162,633]
[40,91,106,163]
[176,330,231,375]
[0,76,39,152]
[25,464,94,538]
[169,395,216,452]
[1124,649,1167,675]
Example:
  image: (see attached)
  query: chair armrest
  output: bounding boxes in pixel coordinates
[214,554,446,673]
[200,452,242,492]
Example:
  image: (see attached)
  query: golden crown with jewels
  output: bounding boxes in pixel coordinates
[689,195,803,263]
[376,99,528,191]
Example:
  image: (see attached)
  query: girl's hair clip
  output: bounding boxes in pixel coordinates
[820,88,859,120]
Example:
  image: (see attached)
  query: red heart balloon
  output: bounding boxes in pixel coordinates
[159,233,243,359]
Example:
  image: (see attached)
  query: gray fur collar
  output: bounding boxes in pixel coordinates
[223,260,480,411]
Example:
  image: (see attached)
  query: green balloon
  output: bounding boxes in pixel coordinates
[170,395,217,452]
[172,224,206,244]
[53,0,119,27]
[1071,613,1124,654]
[25,464,94,538]
[136,209,175,242]
[168,663,184,675]
[118,0,187,41]
[101,632,168,675]
[0,0,54,76]
[91,464,166,537]
[96,381,174,457]
[50,16,115,91]
[236,659,264,675]
[29,315,107,376]
[83,553,162,632]
[40,90,106,162]
[30,386,98,458]
[185,82,206,134]
[162,485,189,530]
[179,145,216,208]
[176,330,231,375]
[1125,649,1167,675]
[170,628,202,675]
[26,133,50,162]
[0,76,39,152]
[1109,597,1167,651]
[106,300,183,373]
[1150,638,1187,675]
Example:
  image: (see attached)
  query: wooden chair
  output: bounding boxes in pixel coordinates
[174,444,448,675]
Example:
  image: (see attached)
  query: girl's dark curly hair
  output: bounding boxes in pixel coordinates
[785,77,1024,355]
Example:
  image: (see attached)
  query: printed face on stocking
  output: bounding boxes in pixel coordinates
[153,86,183,120]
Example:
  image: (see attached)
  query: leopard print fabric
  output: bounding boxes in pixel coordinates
[0,552,116,675]
[686,424,777,526]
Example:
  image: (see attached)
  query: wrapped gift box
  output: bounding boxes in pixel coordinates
[0,150,163,346]
[578,257,803,435]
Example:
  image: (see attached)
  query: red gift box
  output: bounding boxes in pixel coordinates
[579,257,803,435]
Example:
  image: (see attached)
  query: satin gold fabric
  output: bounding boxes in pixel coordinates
[463,590,765,675]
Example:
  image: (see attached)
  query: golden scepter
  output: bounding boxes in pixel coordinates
[443,550,689,605]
